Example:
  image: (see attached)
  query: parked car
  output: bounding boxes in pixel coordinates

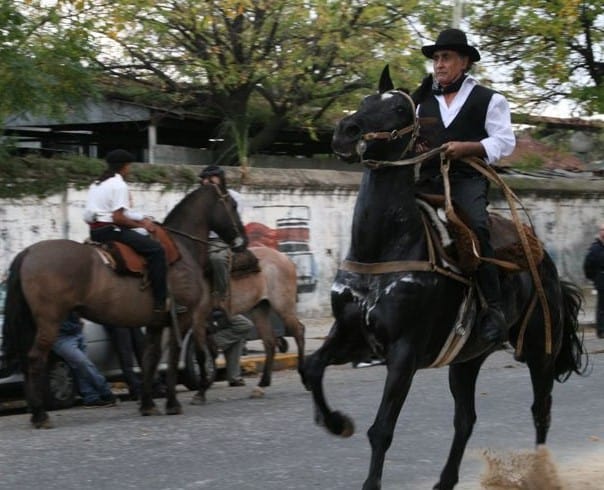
[0,283,215,409]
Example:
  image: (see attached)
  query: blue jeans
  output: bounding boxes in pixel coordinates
[52,330,113,403]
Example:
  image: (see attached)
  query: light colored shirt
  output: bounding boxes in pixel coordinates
[208,189,244,239]
[84,173,133,224]
[430,75,516,164]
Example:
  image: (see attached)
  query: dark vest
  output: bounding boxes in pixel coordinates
[418,84,496,178]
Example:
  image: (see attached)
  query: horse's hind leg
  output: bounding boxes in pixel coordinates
[526,353,555,445]
[164,325,183,415]
[25,343,53,429]
[280,312,306,384]
[26,316,62,428]
[248,304,275,394]
[434,355,487,490]
[140,326,163,416]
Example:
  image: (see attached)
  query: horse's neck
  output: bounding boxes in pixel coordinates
[348,166,425,262]
[164,214,209,262]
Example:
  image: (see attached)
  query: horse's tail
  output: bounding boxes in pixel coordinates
[554,279,588,382]
[2,248,36,366]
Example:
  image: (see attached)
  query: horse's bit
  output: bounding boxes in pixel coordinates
[356,90,420,162]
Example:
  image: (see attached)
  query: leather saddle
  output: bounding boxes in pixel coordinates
[201,248,261,281]
[417,192,544,275]
[230,248,261,279]
[93,225,181,275]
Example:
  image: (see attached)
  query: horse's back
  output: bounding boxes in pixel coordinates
[250,246,298,292]
[230,246,298,314]
[22,239,97,277]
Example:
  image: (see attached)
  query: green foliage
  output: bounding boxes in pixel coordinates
[513,153,545,171]
[0,1,100,124]
[0,154,196,198]
[70,1,427,166]
[466,0,603,115]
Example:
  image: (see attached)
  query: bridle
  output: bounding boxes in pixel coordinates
[165,184,245,249]
[357,90,420,163]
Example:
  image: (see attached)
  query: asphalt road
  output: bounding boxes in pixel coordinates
[0,331,602,490]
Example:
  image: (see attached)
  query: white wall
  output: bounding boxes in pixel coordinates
[1,174,602,321]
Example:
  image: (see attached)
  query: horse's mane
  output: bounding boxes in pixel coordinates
[163,187,204,225]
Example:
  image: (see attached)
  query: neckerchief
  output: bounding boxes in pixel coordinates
[432,74,467,95]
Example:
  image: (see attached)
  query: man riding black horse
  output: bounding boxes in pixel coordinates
[414,29,516,344]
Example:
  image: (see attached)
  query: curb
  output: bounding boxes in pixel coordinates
[238,353,299,375]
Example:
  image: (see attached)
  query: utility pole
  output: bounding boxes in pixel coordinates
[452,0,463,28]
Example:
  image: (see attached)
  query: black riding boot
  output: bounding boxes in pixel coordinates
[476,263,508,343]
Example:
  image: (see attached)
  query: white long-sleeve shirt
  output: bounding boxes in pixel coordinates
[428,75,516,164]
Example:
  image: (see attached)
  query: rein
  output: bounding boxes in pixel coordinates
[163,226,211,245]
[346,136,553,354]
[165,184,244,250]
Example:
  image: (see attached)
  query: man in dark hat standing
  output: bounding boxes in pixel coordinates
[84,149,168,322]
[584,223,604,339]
[415,28,516,343]
[198,165,244,324]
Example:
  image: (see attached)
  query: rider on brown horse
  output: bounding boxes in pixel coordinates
[84,149,168,325]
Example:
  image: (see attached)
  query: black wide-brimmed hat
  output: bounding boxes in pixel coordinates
[421,28,480,62]
[199,165,225,179]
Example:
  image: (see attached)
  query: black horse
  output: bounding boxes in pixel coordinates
[302,66,587,489]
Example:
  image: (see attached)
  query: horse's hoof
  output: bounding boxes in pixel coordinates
[328,411,355,438]
[250,386,265,398]
[32,418,53,429]
[190,393,206,405]
[140,406,161,416]
[165,404,183,415]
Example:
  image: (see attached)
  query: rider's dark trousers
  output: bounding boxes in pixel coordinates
[417,173,501,306]
[91,226,167,308]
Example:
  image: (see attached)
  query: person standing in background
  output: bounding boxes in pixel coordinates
[584,223,604,338]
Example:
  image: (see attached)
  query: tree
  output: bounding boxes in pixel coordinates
[72,0,427,168]
[465,0,603,115]
[0,1,98,130]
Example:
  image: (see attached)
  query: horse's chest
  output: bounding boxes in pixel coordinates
[332,271,430,325]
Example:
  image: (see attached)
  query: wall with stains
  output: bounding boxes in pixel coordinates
[0,168,602,321]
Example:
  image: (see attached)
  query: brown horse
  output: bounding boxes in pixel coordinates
[192,245,305,401]
[2,184,246,428]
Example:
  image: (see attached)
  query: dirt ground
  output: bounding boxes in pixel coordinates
[480,445,604,490]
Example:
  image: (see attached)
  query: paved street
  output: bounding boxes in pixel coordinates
[0,322,603,490]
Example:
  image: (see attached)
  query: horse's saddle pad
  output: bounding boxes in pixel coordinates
[418,193,544,273]
[94,226,181,275]
[230,249,261,279]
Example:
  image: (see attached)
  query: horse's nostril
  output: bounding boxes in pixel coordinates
[344,124,362,140]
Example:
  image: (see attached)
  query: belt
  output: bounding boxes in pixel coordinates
[89,222,113,230]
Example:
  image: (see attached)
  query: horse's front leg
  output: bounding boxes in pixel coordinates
[363,339,417,490]
[26,344,53,429]
[434,355,487,490]
[164,322,183,415]
[140,325,163,416]
[304,318,366,437]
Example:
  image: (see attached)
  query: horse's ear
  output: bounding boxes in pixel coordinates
[378,65,394,94]
[411,74,433,105]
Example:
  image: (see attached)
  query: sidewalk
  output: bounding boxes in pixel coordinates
[218,317,332,377]
[233,318,604,378]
